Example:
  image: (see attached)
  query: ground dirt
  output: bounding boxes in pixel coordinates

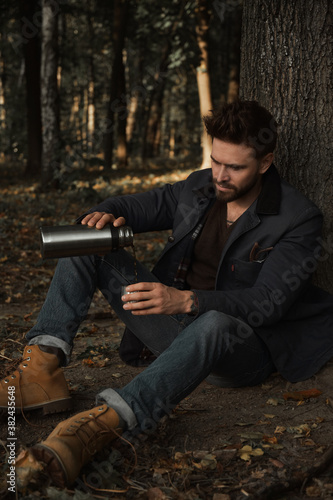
[1,162,333,500]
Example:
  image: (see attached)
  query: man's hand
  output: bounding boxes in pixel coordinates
[121,282,195,316]
[81,212,126,229]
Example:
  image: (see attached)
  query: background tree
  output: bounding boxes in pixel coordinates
[195,0,213,168]
[41,0,60,188]
[240,0,333,292]
[19,0,42,176]
[0,0,243,185]
[104,0,129,169]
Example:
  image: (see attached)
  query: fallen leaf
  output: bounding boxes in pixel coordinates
[266,397,279,406]
[263,435,278,444]
[239,445,264,461]
[269,458,285,468]
[82,357,94,366]
[193,454,217,470]
[147,487,169,500]
[15,449,43,489]
[286,424,311,436]
[305,485,322,497]
[283,389,322,401]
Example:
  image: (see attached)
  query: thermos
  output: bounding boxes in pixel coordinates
[40,224,134,259]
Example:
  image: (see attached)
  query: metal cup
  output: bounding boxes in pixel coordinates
[40,224,133,259]
[121,284,138,303]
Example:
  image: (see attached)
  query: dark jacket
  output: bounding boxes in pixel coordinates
[82,165,333,382]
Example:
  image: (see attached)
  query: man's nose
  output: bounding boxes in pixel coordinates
[216,166,230,182]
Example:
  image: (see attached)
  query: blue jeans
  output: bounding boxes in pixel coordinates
[26,250,275,431]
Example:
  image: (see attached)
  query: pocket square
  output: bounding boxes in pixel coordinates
[249,242,273,262]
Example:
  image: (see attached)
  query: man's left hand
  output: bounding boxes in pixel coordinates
[121,282,194,316]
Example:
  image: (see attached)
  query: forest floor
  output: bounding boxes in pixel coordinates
[1,159,333,500]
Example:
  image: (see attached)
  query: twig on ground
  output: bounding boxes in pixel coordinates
[241,444,333,500]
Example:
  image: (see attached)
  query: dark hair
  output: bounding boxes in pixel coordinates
[203,100,278,158]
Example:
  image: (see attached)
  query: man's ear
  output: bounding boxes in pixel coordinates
[259,153,274,174]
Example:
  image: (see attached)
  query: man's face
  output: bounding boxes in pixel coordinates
[210,139,272,203]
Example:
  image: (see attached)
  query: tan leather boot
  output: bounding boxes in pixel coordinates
[31,404,122,486]
[0,345,72,415]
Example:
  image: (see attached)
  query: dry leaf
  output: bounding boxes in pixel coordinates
[283,389,322,401]
[15,449,43,489]
[269,458,285,468]
[266,397,279,406]
[239,445,264,461]
[263,435,278,444]
[147,487,169,500]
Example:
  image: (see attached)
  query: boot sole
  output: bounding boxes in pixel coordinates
[31,443,68,488]
[0,397,73,415]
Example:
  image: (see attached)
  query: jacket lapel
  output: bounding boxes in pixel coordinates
[216,164,282,267]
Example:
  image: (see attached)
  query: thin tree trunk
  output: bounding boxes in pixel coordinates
[126,50,144,150]
[86,3,95,154]
[19,0,42,176]
[240,0,333,292]
[0,34,7,157]
[104,0,129,169]
[226,5,242,102]
[41,0,60,188]
[116,49,127,167]
[141,3,186,160]
[196,0,213,169]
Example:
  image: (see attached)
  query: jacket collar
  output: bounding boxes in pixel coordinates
[256,164,281,215]
[193,164,282,215]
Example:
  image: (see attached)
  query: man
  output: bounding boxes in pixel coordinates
[2,100,333,487]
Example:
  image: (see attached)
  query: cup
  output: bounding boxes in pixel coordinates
[121,285,138,303]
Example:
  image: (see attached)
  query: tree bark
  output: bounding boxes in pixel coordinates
[41,0,60,188]
[19,0,42,176]
[86,1,95,155]
[142,57,168,159]
[116,48,127,167]
[196,0,213,168]
[104,0,129,170]
[240,0,333,292]
[0,34,7,155]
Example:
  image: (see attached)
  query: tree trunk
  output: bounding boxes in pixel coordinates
[86,3,95,155]
[0,34,7,157]
[240,0,333,292]
[142,70,168,159]
[141,2,186,160]
[104,0,128,170]
[19,0,42,176]
[226,5,242,103]
[41,0,60,188]
[116,49,127,167]
[196,0,213,169]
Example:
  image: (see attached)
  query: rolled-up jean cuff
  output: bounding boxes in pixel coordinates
[96,388,138,431]
[28,335,72,366]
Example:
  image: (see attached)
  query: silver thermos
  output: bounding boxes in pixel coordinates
[40,224,134,259]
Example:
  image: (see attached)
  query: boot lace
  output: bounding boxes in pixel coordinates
[66,407,118,456]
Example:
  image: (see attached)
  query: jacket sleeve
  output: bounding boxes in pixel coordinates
[193,207,324,328]
[76,180,186,233]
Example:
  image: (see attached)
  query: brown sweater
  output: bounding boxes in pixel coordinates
[186,200,235,290]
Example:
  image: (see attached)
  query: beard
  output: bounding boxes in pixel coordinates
[213,174,261,203]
